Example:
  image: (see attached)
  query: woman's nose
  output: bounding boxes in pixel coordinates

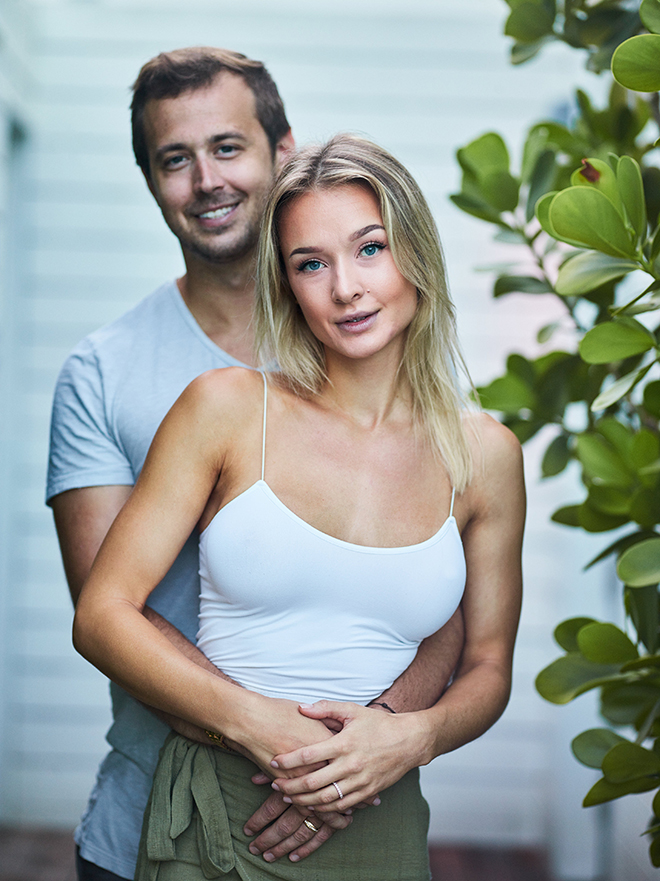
[331,265,364,304]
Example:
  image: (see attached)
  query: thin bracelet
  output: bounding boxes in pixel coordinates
[205,729,230,748]
[369,701,396,714]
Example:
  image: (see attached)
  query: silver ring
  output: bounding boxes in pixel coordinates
[303,818,321,833]
[332,781,343,800]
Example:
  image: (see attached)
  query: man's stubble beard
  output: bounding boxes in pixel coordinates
[182,216,262,265]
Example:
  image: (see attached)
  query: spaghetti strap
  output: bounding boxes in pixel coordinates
[449,487,456,518]
[260,371,268,481]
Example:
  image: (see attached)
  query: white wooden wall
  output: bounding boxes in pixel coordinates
[3,0,653,877]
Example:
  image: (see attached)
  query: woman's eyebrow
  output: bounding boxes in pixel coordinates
[289,224,386,258]
[350,224,385,241]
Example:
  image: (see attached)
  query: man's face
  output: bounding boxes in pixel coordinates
[144,73,292,265]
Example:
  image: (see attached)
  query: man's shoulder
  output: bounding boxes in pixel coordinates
[74,281,178,357]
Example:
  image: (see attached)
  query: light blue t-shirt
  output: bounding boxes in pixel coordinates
[47,280,246,879]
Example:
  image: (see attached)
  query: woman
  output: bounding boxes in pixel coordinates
[73,134,524,880]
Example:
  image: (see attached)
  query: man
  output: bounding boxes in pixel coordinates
[47,47,463,880]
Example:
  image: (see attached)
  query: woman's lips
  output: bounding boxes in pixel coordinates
[336,311,378,332]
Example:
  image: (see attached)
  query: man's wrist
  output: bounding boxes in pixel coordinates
[368,700,396,714]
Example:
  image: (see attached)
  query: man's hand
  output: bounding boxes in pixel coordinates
[242,774,351,863]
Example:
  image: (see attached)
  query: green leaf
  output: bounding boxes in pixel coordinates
[555,252,639,296]
[603,741,660,783]
[476,374,536,412]
[579,318,656,364]
[626,584,660,653]
[554,617,597,652]
[457,132,510,177]
[548,187,637,258]
[577,622,638,664]
[588,485,631,516]
[542,434,571,477]
[642,0,660,35]
[585,530,659,570]
[579,503,630,533]
[480,170,520,212]
[617,156,647,240]
[612,35,660,92]
[576,433,634,486]
[551,504,581,527]
[526,148,556,221]
[570,158,623,215]
[583,775,659,806]
[618,537,660,586]
[601,682,660,725]
[572,728,628,769]
[494,275,552,296]
[651,835,660,868]
[595,418,633,460]
[632,430,660,473]
[644,380,660,417]
[511,37,554,64]
[535,653,622,704]
[505,0,555,42]
[537,322,560,343]
[591,364,653,411]
[631,487,660,529]
[449,193,504,225]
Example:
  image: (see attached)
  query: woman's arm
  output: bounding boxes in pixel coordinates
[73,368,334,773]
[268,416,525,811]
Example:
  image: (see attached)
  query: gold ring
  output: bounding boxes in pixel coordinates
[303,818,321,833]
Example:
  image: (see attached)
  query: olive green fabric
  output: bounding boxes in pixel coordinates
[135,733,431,881]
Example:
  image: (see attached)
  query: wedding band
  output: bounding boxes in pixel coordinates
[303,818,321,833]
[332,781,343,800]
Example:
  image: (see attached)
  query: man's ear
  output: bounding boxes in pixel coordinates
[142,167,158,202]
[274,130,295,173]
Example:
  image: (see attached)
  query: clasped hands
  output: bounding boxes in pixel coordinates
[238,699,420,864]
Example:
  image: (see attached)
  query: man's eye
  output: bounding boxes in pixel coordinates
[217,144,238,157]
[163,155,187,169]
[359,242,384,257]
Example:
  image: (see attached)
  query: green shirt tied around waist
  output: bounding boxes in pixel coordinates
[135,733,431,881]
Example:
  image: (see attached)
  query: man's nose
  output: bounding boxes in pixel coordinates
[193,154,224,193]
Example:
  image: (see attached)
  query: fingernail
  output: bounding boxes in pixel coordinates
[244,827,254,836]
[271,782,280,791]
[344,809,352,815]
[299,703,313,709]
[248,844,259,854]
[283,796,292,803]
[264,852,275,862]
[290,854,300,862]
[270,760,279,769]
[373,797,381,806]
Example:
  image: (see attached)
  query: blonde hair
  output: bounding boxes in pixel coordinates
[254,134,474,491]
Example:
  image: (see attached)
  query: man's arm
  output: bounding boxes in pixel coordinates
[369,607,464,714]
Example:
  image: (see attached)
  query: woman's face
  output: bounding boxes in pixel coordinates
[278,184,418,364]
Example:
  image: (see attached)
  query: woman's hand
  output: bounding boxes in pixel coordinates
[268,701,430,812]
[220,692,337,780]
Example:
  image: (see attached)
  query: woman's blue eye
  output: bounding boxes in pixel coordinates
[301,259,323,272]
[360,242,384,257]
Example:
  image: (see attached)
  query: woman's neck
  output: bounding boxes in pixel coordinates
[320,347,413,430]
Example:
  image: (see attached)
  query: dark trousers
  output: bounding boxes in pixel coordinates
[76,848,131,881]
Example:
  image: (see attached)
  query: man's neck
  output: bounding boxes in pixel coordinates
[177,252,257,366]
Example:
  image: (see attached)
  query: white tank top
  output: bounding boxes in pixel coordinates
[197,373,466,705]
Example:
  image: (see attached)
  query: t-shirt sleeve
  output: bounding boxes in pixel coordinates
[46,338,135,504]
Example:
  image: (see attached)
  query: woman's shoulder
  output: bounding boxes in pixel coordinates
[464,411,524,490]
[181,367,266,413]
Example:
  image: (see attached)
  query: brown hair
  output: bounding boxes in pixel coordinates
[254,134,475,491]
[131,46,290,179]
